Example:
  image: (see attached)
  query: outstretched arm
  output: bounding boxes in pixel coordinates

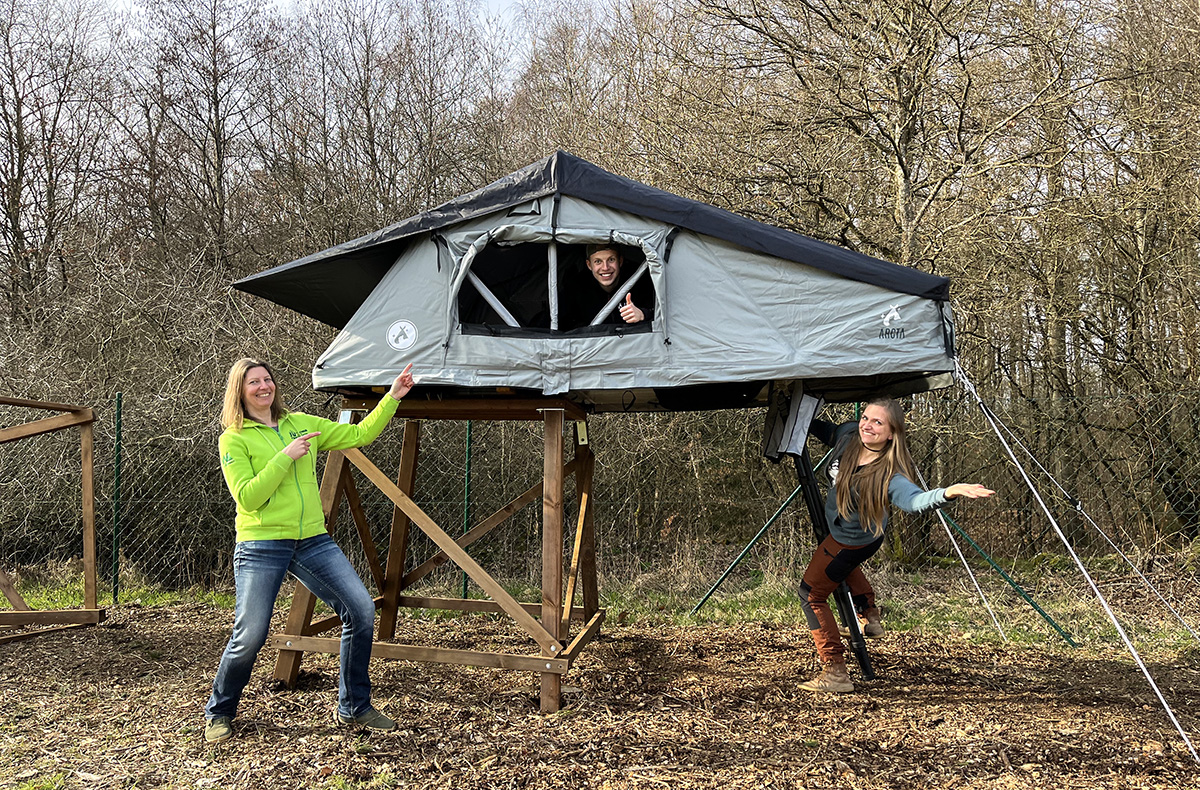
[944,483,995,500]
[889,476,994,514]
[317,364,415,452]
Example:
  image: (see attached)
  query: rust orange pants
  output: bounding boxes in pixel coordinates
[799,534,884,663]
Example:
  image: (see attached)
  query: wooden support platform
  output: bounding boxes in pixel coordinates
[0,396,105,642]
[271,397,602,713]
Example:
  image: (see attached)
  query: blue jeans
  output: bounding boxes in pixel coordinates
[205,533,378,720]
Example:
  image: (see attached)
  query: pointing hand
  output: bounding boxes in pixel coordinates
[390,363,415,400]
[283,432,320,460]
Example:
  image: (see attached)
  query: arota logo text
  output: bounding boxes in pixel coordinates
[879,305,904,339]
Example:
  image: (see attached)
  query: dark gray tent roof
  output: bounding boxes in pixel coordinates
[234,151,951,328]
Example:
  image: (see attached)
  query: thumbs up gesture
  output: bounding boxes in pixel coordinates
[618,293,645,324]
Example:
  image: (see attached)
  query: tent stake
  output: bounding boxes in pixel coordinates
[690,483,803,616]
[939,509,1075,647]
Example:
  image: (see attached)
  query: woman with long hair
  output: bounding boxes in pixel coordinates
[204,358,415,743]
[799,397,993,693]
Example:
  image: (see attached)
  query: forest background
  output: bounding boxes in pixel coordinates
[2,0,1199,607]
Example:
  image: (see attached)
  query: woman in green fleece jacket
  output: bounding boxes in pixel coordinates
[204,357,414,744]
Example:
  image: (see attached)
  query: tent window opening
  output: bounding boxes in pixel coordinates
[457,241,656,337]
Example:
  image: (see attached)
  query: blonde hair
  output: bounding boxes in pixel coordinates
[834,397,918,537]
[220,357,285,430]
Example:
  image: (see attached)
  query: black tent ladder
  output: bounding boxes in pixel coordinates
[793,448,876,680]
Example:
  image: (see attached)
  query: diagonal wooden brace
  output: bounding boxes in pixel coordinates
[404,457,580,588]
[342,447,564,657]
[0,410,93,445]
[0,567,31,611]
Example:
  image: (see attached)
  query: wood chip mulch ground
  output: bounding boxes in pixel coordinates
[2,603,1198,789]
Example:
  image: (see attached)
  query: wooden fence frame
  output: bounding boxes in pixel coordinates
[268,397,602,713]
[0,396,106,644]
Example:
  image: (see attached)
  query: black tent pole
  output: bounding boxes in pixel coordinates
[793,449,876,680]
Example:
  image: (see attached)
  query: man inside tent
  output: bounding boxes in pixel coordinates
[560,244,655,331]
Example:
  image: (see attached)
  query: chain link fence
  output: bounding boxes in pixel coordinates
[2,389,1198,608]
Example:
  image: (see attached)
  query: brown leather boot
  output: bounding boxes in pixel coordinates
[861,611,884,638]
[799,661,854,693]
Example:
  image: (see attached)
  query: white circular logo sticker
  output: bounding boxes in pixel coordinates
[386,320,418,351]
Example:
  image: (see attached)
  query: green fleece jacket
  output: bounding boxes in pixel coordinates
[218,396,401,542]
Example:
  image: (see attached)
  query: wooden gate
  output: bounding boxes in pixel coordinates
[0,396,105,644]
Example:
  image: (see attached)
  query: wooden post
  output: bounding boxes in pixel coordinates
[561,428,593,635]
[262,398,602,703]
[541,409,565,713]
[379,420,420,640]
[344,474,384,589]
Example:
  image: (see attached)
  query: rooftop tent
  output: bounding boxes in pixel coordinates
[233,151,956,411]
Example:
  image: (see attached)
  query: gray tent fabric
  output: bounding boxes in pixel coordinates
[762,384,825,462]
[234,153,958,410]
[234,152,950,329]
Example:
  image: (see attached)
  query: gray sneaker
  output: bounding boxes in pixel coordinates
[204,716,233,743]
[336,708,397,731]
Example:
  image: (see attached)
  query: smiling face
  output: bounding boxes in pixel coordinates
[241,365,275,414]
[586,247,623,293]
[858,404,895,451]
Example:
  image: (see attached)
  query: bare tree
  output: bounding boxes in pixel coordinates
[0,0,111,324]
[131,0,279,272]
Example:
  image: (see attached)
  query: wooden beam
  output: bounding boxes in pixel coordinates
[541,409,565,713]
[0,395,90,413]
[341,398,589,422]
[379,421,420,641]
[81,422,97,610]
[403,457,580,588]
[268,634,569,673]
[0,410,93,445]
[0,622,92,646]
[0,567,30,611]
[342,447,563,657]
[560,609,607,663]
[561,444,593,635]
[343,473,384,590]
[395,595,591,620]
[276,585,318,679]
[0,609,106,626]
[319,451,350,530]
[577,444,600,619]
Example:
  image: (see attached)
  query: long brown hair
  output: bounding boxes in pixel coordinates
[220,358,285,431]
[834,397,918,537]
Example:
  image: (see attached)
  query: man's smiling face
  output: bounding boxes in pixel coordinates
[586,248,623,293]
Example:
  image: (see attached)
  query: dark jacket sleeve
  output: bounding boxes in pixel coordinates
[812,419,857,448]
[631,275,656,322]
[810,419,837,447]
